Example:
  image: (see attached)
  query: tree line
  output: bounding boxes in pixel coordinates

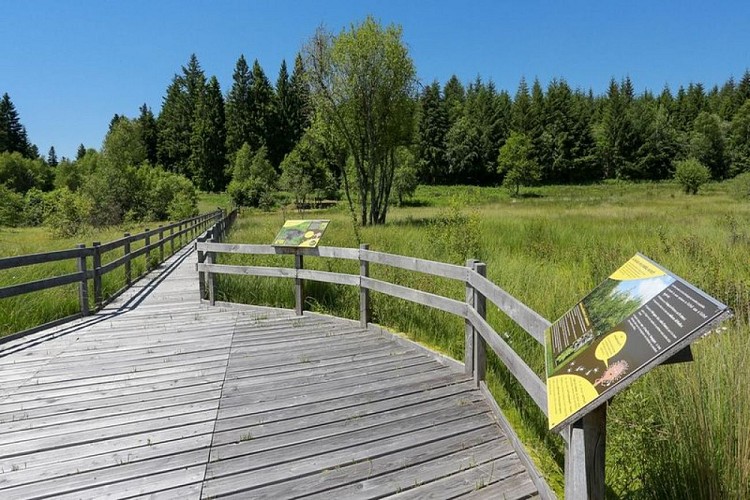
[3,17,750,229]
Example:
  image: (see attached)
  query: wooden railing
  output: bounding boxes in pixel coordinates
[195,242,608,499]
[0,210,223,338]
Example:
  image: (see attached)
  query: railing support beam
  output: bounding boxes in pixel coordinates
[565,403,607,500]
[295,253,304,316]
[360,244,370,327]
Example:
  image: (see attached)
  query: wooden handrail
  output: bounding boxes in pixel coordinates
[1,209,227,337]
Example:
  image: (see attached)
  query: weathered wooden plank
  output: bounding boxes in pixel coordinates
[213,379,477,435]
[361,249,469,281]
[0,389,221,434]
[0,271,83,299]
[23,461,208,500]
[203,411,496,497]
[303,439,514,500]
[0,433,212,490]
[0,421,214,473]
[297,268,359,286]
[234,428,507,499]
[209,401,489,466]
[386,455,530,499]
[469,271,551,344]
[361,276,467,317]
[211,387,483,447]
[467,306,548,414]
[217,371,470,422]
[197,262,296,279]
[218,363,451,409]
[0,409,218,459]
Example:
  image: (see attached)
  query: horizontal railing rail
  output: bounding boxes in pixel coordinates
[1,210,224,338]
[195,241,605,499]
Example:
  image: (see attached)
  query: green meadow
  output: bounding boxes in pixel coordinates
[215,182,750,499]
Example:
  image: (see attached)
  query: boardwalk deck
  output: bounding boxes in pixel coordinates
[0,245,541,499]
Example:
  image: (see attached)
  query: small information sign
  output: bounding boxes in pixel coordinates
[545,253,731,431]
[272,220,330,248]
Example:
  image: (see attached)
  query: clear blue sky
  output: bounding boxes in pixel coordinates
[2,0,749,160]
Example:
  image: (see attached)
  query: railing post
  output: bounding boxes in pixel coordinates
[144,229,151,271]
[465,259,478,377]
[565,404,607,500]
[295,252,304,316]
[169,225,175,255]
[197,236,206,300]
[206,238,216,306]
[76,244,89,316]
[473,262,487,387]
[158,225,164,263]
[92,242,102,310]
[123,233,131,286]
[359,244,370,328]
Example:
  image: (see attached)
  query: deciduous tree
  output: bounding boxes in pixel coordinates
[304,17,416,225]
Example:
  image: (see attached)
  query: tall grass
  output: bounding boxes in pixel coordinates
[218,182,749,498]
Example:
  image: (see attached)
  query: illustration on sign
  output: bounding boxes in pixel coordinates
[272,220,330,247]
[545,253,730,431]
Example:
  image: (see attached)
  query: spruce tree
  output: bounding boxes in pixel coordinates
[76,144,87,161]
[225,55,253,160]
[47,146,58,167]
[416,81,449,184]
[690,111,727,179]
[157,54,206,176]
[271,59,292,167]
[0,93,34,157]
[137,104,158,165]
[247,60,275,154]
[189,76,227,191]
[443,75,465,126]
[512,77,532,134]
[288,54,311,145]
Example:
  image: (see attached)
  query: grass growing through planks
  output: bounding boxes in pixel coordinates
[218,181,750,499]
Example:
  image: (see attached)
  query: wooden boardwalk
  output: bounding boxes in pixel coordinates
[0,245,542,499]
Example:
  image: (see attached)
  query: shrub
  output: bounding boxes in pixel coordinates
[674,158,711,194]
[45,188,91,237]
[0,183,24,227]
[228,145,277,208]
[22,187,53,226]
[727,172,750,200]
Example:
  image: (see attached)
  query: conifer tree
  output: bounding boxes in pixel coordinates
[271,59,293,167]
[47,146,58,167]
[247,60,275,154]
[443,75,465,126]
[0,93,34,158]
[76,144,86,161]
[225,55,253,160]
[288,54,311,145]
[416,81,449,184]
[137,104,158,165]
[512,77,532,134]
[189,76,227,191]
[157,54,205,176]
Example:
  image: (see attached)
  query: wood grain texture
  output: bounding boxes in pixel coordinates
[0,242,545,499]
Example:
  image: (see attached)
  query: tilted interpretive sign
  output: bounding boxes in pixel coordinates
[272,220,330,248]
[545,253,731,431]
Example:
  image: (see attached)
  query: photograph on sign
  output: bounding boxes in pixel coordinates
[544,253,730,431]
[272,219,330,247]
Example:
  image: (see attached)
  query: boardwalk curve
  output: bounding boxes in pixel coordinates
[0,245,541,499]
